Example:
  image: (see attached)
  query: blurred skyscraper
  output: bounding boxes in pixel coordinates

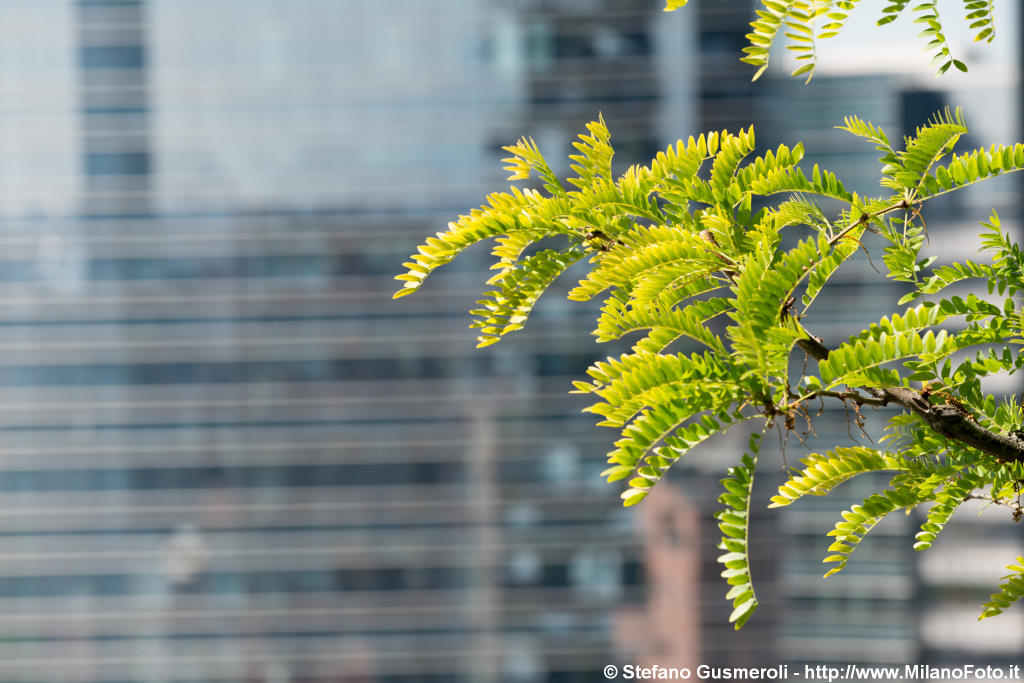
[0,1,690,680]
[0,1,1018,682]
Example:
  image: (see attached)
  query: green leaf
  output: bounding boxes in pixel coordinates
[823,486,929,577]
[716,448,759,629]
[913,471,981,550]
[770,448,912,507]
[980,558,1024,619]
[472,248,585,347]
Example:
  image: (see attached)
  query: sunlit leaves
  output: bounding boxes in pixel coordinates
[718,0,992,81]
[922,144,1024,198]
[962,0,996,44]
[979,558,1024,619]
[471,248,585,347]
[817,1,865,41]
[770,448,911,507]
[823,486,927,577]
[913,0,966,75]
[717,441,759,629]
[913,472,981,550]
[569,115,615,190]
[399,108,1024,626]
[895,108,966,191]
[877,1,912,26]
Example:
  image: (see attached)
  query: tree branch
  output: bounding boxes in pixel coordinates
[797,335,1024,464]
[826,197,913,247]
[807,389,888,408]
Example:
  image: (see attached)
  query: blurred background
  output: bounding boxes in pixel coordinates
[0,0,1021,681]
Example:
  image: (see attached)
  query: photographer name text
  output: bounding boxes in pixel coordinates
[604,663,1023,681]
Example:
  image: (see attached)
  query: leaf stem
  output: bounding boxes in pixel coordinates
[795,331,1024,464]
[827,198,912,247]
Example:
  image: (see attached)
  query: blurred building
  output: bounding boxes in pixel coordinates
[0,1,1018,682]
[762,65,1024,670]
[0,0,690,681]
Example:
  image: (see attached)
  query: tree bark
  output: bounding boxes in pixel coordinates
[797,336,1024,464]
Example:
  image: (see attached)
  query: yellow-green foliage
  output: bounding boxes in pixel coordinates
[981,557,1024,619]
[397,110,1024,625]
[717,440,760,629]
[663,1,995,81]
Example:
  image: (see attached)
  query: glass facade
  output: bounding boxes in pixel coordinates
[0,1,674,680]
[0,1,1018,681]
